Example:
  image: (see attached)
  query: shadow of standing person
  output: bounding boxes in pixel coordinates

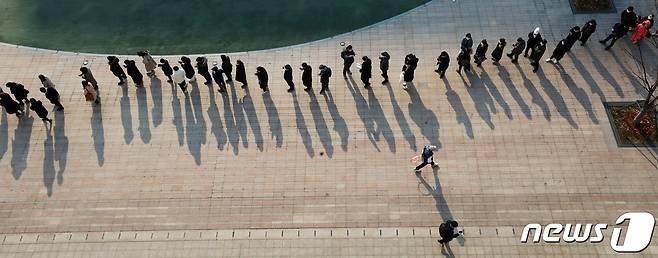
[308,90,333,158]
[43,131,55,197]
[91,104,105,166]
[0,111,7,161]
[262,92,283,148]
[384,81,416,151]
[292,91,314,158]
[207,85,227,150]
[136,86,152,143]
[150,77,163,127]
[54,111,68,185]
[241,92,264,151]
[169,81,185,146]
[406,82,442,147]
[11,116,33,179]
[120,85,134,144]
[323,90,349,152]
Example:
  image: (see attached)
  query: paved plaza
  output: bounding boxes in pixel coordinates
[1,0,658,256]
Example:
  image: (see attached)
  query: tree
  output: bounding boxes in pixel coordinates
[627,34,658,127]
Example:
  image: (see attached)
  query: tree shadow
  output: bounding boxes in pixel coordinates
[518,68,551,121]
[292,91,314,157]
[241,91,264,152]
[493,66,531,119]
[478,69,513,120]
[308,91,334,158]
[323,90,349,152]
[384,82,417,151]
[91,104,105,166]
[444,79,474,139]
[54,111,68,185]
[170,82,185,146]
[120,85,134,144]
[11,116,33,179]
[537,70,578,128]
[0,111,7,161]
[558,64,599,124]
[461,74,495,129]
[43,131,55,197]
[207,85,228,151]
[263,92,283,148]
[345,76,379,151]
[222,88,240,155]
[136,86,152,143]
[367,86,396,153]
[585,48,624,98]
[406,82,442,147]
[150,77,163,127]
[229,82,249,148]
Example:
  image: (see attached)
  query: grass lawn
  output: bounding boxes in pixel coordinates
[0,0,429,54]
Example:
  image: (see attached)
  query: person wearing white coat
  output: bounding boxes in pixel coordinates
[172,66,187,92]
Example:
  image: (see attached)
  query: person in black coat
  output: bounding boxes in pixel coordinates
[300,62,312,91]
[524,27,542,57]
[29,98,52,126]
[456,49,471,74]
[318,64,332,94]
[359,56,372,88]
[564,26,582,52]
[579,20,597,46]
[473,39,488,67]
[621,6,638,30]
[340,45,356,76]
[158,58,174,83]
[599,23,629,50]
[435,51,450,78]
[123,60,143,86]
[39,87,64,111]
[196,56,212,85]
[379,52,390,84]
[529,39,547,73]
[235,60,247,87]
[5,82,29,108]
[221,55,233,82]
[490,38,506,65]
[255,66,268,92]
[438,220,461,246]
[0,92,23,117]
[283,64,295,92]
[211,66,226,93]
[546,40,569,64]
[179,56,195,82]
[107,56,127,85]
[402,54,418,89]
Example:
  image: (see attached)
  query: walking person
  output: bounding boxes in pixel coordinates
[235,60,247,88]
[179,56,196,82]
[473,39,488,67]
[107,56,127,85]
[359,56,372,88]
[28,98,52,127]
[79,67,98,90]
[158,58,174,83]
[599,23,629,50]
[221,55,233,82]
[255,66,269,93]
[124,60,144,86]
[38,74,56,89]
[301,62,313,91]
[196,56,212,85]
[414,145,438,173]
[621,6,638,30]
[379,52,390,84]
[579,20,597,45]
[340,45,356,76]
[564,26,582,52]
[546,40,569,64]
[435,51,450,78]
[631,20,652,44]
[211,66,226,93]
[529,39,547,73]
[506,37,526,63]
[319,64,332,94]
[5,82,29,108]
[0,92,23,117]
[437,220,462,246]
[137,50,157,77]
[460,33,473,52]
[172,66,188,92]
[283,64,295,92]
[456,49,471,74]
[82,81,99,104]
[402,53,418,89]
[490,38,506,65]
[39,87,64,111]
[524,27,542,57]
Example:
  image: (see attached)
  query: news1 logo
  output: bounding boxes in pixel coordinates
[520,212,655,253]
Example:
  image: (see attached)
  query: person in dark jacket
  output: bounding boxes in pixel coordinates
[179,56,196,82]
[235,60,247,88]
[5,82,29,108]
[546,40,569,64]
[29,98,52,126]
[359,56,372,88]
[438,220,461,246]
[123,60,143,86]
[301,62,313,91]
[221,55,233,82]
[491,38,506,65]
[524,27,542,57]
[564,26,582,52]
[340,45,356,76]
[255,66,268,92]
[435,51,450,78]
[402,53,418,89]
[319,64,332,94]
[473,39,488,67]
[456,49,471,74]
[506,37,526,63]
[415,145,438,172]
[196,56,212,85]
[599,23,629,50]
[379,52,390,84]
[107,56,127,85]
[158,58,174,83]
[529,39,547,73]
[579,20,597,45]
[460,33,473,52]
[0,92,23,117]
[621,6,638,30]
[211,66,226,93]
[283,64,295,92]
[40,87,64,111]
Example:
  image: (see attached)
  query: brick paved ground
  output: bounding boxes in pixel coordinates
[1,0,658,256]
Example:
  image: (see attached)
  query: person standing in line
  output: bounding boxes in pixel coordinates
[631,20,652,44]
[0,92,23,117]
[564,26,582,52]
[158,58,174,83]
[211,66,226,93]
[460,33,473,52]
[5,82,29,108]
[579,20,597,46]
[255,66,269,93]
[435,51,450,78]
[524,27,542,57]
[599,23,629,50]
[221,55,233,82]
[546,40,569,64]
[78,67,98,90]
[319,64,332,94]
[359,56,372,88]
[437,220,462,246]
[196,56,212,85]
[341,45,356,76]
[506,37,526,63]
[124,60,144,86]
[107,56,127,85]
[620,6,638,31]
[179,56,196,82]
[39,87,64,111]
[402,53,418,89]
[642,14,655,30]
[414,144,438,173]
[28,98,52,126]
[137,50,157,77]
[283,64,295,92]
[456,49,471,74]
[301,62,313,92]
[82,81,99,104]
[473,39,488,67]
[235,60,247,88]
[490,38,506,65]
[38,74,56,89]
[529,39,547,73]
[379,52,390,84]
[172,66,187,92]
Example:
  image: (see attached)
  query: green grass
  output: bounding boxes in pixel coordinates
[0,0,429,54]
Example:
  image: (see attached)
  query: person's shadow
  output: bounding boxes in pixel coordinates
[136,86,152,143]
[43,131,55,197]
[323,90,349,152]
[444,79,473,139]
[308,90,333,158]
[406,82,442,147]
[11,115,33,179]
[0,111,8,161]
[384,81,416,151]
[241,90,264,152]
[150,77,163,127]
[91,104,105,166]
[292,91,314,157]
[120,85,134,144]
[170,81,185,146]
[54,111,68,185]
[263,92,283,148]
[207,85,228,151]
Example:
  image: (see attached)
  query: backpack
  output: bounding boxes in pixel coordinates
[325,67,332,77]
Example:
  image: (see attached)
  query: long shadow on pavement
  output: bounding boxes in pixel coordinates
[221,88,240,155]
[0,111,7,161]
[91,104,105,166]
[444,79,473,139]
[54,111,68,185]
[384,81,416,151]
[229,82,249,148]
[323,90,349,152]
[292,91,314,157]
[346,76,379,151]
[492,65,531,119]
[584,47,624,98]
[43,131,55,197]
[263,92,283,148]
[241,90,264,152]
[207,85,228,151]
[120,85,134,144]
[416,167,458,257]
[478,68,513,120]
[170,82,185,146]
[11,115,33,179]
[367,85,396,153]
[558,60,599,124]
[136,86,152,143]
[461,73,495,129]
[406,82,441,147]
[537,69,578,128]
[518,67,551,121]
[308,91,333,157]
[150,77,163,127]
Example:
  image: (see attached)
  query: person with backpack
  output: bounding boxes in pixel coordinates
[340,45,356,76]
[5,82,29,109]
[438,220,461,246]
[456,49,472,74]
[379,52,390,84]
[415,145,438,173]
[524,27,542,57]
[28,98,52,127]
[319,64,332,94]
[506,37,526,63]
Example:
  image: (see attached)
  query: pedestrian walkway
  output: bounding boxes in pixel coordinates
[0,0,657,256]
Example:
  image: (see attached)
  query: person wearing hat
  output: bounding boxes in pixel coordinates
[621,6,638,30]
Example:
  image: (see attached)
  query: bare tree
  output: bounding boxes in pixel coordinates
[626,36,658,127]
